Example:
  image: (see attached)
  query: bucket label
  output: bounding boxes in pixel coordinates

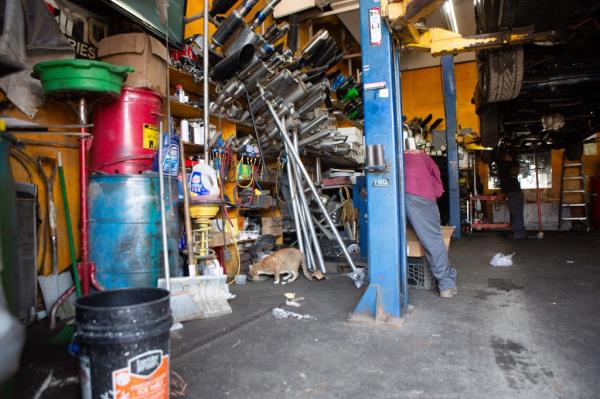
[112,350,169,399]
[143,124,159,150]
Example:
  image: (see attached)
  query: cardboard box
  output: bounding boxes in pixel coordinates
[98,33,168,96]
[262,217,283,229]
[407,226,455,257]
[209,232,232,247]
[262,226,283,236]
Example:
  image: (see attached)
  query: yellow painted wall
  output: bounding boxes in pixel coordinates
[401,61,479,132]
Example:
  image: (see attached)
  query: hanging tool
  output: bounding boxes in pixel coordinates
[37,156,76,327]
[48,152,82,343]
[37,157,58,277]
[58,152,81,297]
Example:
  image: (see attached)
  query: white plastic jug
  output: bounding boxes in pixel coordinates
[189,160,220,198]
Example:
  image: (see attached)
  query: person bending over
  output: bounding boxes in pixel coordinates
[404,150,458,298]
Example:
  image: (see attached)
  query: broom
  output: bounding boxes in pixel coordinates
[49,152,82,345]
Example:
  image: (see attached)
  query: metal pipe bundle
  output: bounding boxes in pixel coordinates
[258,88,362,283]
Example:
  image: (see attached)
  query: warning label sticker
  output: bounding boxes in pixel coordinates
[112,350,169,399]
[143,124,159,150]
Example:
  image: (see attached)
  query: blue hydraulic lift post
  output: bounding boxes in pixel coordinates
[441,55,461,239]
[349,0,408,325]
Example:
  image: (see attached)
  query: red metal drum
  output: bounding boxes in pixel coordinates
[91,87,162,174]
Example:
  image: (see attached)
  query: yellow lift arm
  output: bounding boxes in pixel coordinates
[380,0,556,56]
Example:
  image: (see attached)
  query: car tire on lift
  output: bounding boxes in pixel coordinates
[478,46,524,103]
[565,140,584,161]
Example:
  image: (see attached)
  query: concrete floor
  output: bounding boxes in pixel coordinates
[17,232,600,398]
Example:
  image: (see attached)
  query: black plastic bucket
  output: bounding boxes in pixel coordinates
[75,287,172,398]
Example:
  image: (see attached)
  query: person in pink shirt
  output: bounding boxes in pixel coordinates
[404,150,457,298]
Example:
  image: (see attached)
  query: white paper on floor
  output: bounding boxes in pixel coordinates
[490,252,515,267]
[272,307,313,320]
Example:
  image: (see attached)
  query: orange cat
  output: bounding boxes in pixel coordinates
[249,248,313,284]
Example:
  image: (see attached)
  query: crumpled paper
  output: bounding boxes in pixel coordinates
[272,307,313,320]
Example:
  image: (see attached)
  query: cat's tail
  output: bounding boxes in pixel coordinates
[301,253,313,281]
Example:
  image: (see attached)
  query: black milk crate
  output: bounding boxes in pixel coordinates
[407,256,435,290]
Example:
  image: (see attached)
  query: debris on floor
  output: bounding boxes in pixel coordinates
[490,252,515,267]
[272,307,314,320]
[284,292,305,307]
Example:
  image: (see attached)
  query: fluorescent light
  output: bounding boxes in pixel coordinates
[443,0,459,33]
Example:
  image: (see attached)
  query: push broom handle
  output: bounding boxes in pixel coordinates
[58,152,82,297]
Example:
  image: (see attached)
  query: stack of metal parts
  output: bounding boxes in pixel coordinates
[205,1,363,284]
[207,0,361,160]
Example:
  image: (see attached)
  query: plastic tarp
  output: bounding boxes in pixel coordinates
[0,0,74,118]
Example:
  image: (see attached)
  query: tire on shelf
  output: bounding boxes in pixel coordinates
[479,46,524,103]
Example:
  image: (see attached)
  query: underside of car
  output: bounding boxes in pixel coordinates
[474,0,600,159]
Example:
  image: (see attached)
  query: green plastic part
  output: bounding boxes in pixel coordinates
[342,87,359,103]
[32,59,133,95]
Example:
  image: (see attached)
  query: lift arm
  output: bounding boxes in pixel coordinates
[404,26,557,56]
[379,0,556,56]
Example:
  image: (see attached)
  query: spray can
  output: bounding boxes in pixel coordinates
[180,119,190,142]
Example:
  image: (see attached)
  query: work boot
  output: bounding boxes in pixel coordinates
[439,286,458,298]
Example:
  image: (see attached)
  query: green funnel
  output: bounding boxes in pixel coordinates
[33,59,133,96]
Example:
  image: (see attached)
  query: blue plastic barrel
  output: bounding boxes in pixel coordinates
[89,174,180,289]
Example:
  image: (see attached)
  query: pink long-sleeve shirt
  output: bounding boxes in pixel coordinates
[404,151,444,202]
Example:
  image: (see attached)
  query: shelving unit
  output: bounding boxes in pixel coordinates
[168,67,284,277]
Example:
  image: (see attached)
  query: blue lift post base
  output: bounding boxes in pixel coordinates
[347,285,407,328]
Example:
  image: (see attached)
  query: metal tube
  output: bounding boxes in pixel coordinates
[315,156,322,186]
[301,29,329,59]
[250,0,282,30]
[296,190,316,272]
[297,93,326,116]
[284,136,316,272]
[290,129,326,273]
[203,0,210,163]
[49,286,75,330]
[158,122,171,290]
[78,98,90,295]
[299,114,329,136]
[262,91,357,272]
[311,214,335,240]
[298,130,332,146]
[179,127,196,276]
[285,148,305,254]
[392,44,409,313]
[291,165,316,272]
[8,131,90,136]
[212,44,256,81]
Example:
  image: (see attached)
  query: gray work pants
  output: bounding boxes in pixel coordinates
[405,193,457,291]
[507,191,526,238]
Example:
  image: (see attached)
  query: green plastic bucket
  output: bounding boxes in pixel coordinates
[32,60,133,95]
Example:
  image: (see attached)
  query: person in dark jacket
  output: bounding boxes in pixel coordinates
[497,152,526,239]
